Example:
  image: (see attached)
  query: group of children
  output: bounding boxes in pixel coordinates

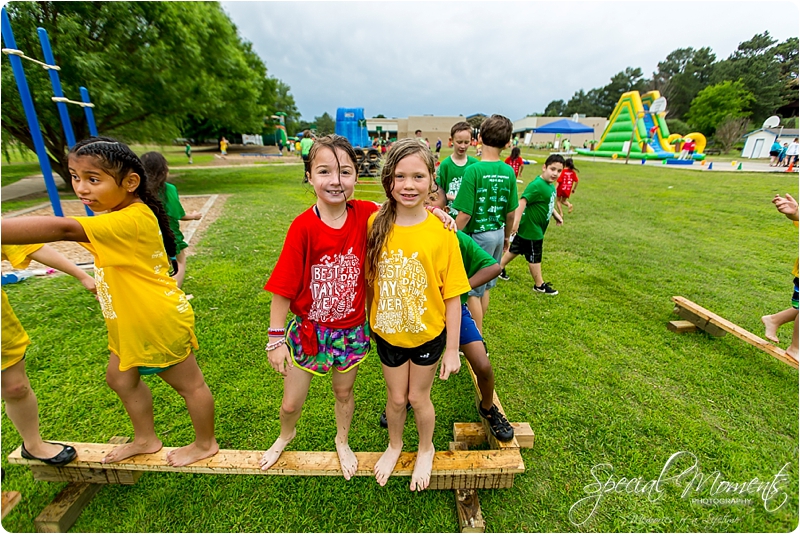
[769,138,800,168]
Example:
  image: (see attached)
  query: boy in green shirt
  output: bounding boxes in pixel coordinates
[498,155,564,295]
[436,121,479,217]
[452,115,519,332]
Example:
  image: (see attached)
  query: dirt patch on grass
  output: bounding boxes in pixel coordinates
[2,195,229,272]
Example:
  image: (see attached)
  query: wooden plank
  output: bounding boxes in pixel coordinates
[34,437,136,533]
[454,423,534,449]
[673,296,799,368]
[674,305,727,337]
[9,443,524,490]
[465,361,520,449]
[1,491,22,519]
[667,320,697,333]
[450,441,485,533]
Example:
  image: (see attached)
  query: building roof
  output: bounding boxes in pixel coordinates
[744,128,800,138]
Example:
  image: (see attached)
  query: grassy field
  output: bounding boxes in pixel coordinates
[1,156,798,532]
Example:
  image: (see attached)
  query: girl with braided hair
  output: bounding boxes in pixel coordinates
[2,137,218,466]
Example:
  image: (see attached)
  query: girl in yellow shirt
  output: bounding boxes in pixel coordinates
[366,139,471,491]
[2,244,95,466]
[2,137,218,467]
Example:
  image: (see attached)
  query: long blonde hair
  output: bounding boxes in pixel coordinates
[365,138,436,284]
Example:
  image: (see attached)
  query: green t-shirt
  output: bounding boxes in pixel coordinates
[300,137,314,156]
[518,176,556,241]
[436,155,479,216]
[159,183,188,252]
[456,230,497,304]
[451,161,519,234]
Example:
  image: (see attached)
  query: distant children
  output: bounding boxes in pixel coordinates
[2,137,218,467]
[437,121,479,217]
[778,143,788,166]
[185,142,193,164]
[219,137,228,157]
[505,147,525,181]
[762,193,799,362]
[452,114,519,333]
[498,154,565,295]
[2,244,96,466]
[366,138,470,491]
[141,152,202,288]
[435,137,442,155]
[555,158,579,217]
[300,130,314,181]
[770,139,782,166]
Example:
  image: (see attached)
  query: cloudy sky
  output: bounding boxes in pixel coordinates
[221,1,799,122]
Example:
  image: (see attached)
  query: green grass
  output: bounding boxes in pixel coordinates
[1,163,42,187]
[1,159,798,532]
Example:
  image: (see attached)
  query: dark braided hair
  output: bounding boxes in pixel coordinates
[69,137,179,275]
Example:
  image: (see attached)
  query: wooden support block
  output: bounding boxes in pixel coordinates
[2,491,21,519]
[667,320,697,333]
[450,441,485,533]
[454,423,534,449]
[33,437,136,533]
[672,296,799,369]
[673,304,727,337]
[8,443,524,490]
[465,361,520,449]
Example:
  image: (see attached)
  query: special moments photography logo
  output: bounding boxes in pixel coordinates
[568,451,791,526]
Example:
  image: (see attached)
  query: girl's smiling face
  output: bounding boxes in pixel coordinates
[391,153,431,209]
[308,147,357,205]
[69,154,139,213]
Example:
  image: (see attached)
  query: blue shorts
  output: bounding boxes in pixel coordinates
[460,304,483,345]
[792,277,798,310]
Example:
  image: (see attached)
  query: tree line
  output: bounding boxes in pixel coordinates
[538,32,798,150]
[0,1,301,184]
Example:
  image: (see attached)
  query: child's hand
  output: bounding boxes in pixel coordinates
[268,344,292,376]
[773,194,799,221]
[439,348,461,380]
[81,275,97,295]
[431,207,457,231]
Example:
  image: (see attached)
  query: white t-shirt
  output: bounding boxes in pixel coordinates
[786,142,799,156]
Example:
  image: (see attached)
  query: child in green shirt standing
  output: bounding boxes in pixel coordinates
[498,154,564,295]
[437,121,479,217]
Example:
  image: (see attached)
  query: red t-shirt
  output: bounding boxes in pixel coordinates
[557,169,578,195]
[504,156,524,178]
[265,200,379,328]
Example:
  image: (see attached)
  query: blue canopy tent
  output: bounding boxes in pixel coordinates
[533,119,594,150]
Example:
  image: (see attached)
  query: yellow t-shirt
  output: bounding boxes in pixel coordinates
[1,244,44,370]
[72,203,198,371]
[368,213,471,348]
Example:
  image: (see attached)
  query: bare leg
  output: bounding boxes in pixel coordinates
[332,367,359,480]
[466,296,483,334]
[529,262,544,288]
[1,360,64,459]
[461,341,495,412]
[499,251,518,270]
[102,353,163,463]
[375,362,410,486]
[260,363,313,470]
[158,353,218,466]
[175,249,188,288]
[762,308,798,344]
[408,362,439,492]
[787,315,799,361]
[480,290,491,320]
[566,199,574,213]
[556,197,564,218]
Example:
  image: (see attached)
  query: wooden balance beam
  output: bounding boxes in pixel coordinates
[671,296,799,369]
[8,443,524,491]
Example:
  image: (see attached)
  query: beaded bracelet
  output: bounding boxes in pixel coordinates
[268,327,286,336]
[425,205,436,213]
[266,338,286,352]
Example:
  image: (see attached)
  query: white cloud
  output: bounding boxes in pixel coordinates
[222,1,799,123]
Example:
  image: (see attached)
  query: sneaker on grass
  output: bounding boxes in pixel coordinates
[533,282,558,295]
[479,404,515,441]
[498,268,510,281]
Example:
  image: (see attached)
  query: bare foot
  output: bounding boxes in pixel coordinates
[410,446,435,492]
[786,346,798,362]
[336,440,358,480]
[166,440,219,467]
[762,315,780,343]
[374,443,403,486]
[260,430,296,470]
[568,205,574,214]
[102,438,163,464]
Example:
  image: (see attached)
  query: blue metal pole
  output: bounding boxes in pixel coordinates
[1,7,64,216]
[79,87,98,137]
[37,27,93,216]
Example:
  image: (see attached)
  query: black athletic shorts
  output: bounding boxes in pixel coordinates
[509,235,543,264]
[373,328,447,368]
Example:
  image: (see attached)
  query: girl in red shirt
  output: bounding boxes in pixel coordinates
[556,158,579,216]
[504,147,525,180]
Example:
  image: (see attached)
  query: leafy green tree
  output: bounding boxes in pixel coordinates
[651,47,716,120]
[711,32,782,124]
[665,119,691,136]
[1,1,290,186]
[685,80,755,136]
[314,112,335,136]
[596,67,647,116]
[564,89,603,117]
[772,37,799,117]
[543,100,566,117]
